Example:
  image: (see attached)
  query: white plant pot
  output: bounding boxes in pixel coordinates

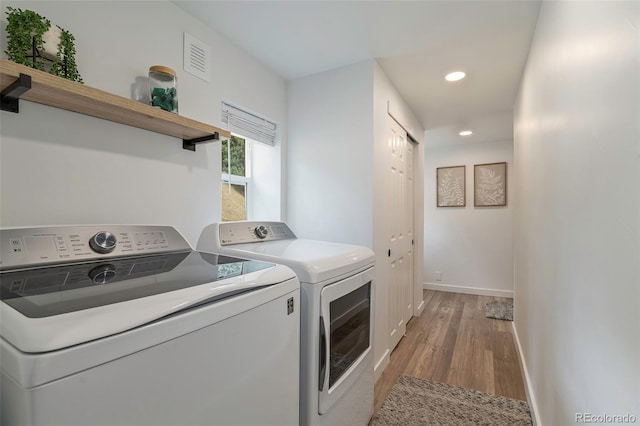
[40,25,61,60]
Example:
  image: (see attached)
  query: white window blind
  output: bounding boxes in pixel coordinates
[221,102,277,146]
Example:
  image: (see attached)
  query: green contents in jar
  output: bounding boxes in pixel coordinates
[151,87,178,113]
[149,65,178,113]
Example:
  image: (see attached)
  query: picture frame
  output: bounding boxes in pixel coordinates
[436,165,466,207]
[474,162,507,207]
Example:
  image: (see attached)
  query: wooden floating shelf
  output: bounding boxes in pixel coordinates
[0,59,230,151]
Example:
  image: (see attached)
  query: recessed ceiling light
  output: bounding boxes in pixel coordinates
[445,71,466,82]
[459,130,473,136]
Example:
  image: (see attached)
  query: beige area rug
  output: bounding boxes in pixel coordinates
[485,300,514,321]
[371,376,531,426]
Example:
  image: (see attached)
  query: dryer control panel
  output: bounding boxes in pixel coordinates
[1,225,191,270]
[218,221,296,245]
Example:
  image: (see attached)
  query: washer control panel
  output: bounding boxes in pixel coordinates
[219,221,296,245]
[1,225,191,270]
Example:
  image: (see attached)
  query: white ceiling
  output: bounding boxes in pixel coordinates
[172,1,541,147]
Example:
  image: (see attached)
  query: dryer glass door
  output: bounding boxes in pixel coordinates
[327,283,370,388]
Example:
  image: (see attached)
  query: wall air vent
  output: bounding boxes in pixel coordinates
[183,32,210,82]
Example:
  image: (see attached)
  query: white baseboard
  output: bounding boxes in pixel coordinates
[423,282,513,298]
[414,299,425,317]
[511,321,542,426]
[374,349,390,382]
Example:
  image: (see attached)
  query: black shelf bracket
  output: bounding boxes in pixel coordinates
[1,73,32,113]
[183,132,220,151]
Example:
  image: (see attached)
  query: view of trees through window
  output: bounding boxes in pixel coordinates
[221,135,247,221]
[222,135,246,176]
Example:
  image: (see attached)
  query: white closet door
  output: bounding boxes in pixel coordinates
[387,117,414,351]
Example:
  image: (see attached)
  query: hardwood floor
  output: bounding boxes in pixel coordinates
[373,290,527,416]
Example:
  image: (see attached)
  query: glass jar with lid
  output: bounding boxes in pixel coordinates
[148,65,178,113]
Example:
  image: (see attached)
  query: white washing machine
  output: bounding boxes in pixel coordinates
[0,225,300,426]
[198,221,375,426]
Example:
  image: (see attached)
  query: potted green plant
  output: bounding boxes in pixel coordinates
[4,6,83,83]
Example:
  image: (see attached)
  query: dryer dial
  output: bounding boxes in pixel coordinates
[89,231,117,254]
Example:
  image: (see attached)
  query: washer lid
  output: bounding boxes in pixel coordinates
[217,239,375,283]
[0,252,295,353]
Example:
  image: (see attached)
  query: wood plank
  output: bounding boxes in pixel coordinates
[427,295,463,383]
[1,59,230,142]
[446,297,477,389]
[482,349,496,395]
[492,331,528,400]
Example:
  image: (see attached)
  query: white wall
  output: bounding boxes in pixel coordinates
[286,61,374,248]
[423,140,514,297]
[513,2,639,425]
[0,1,286,245]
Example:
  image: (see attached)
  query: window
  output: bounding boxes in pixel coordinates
[221,135,250,221]
[220,101,280,221]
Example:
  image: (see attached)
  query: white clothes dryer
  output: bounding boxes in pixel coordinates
[0,225,300,426]
[198,221,375,426]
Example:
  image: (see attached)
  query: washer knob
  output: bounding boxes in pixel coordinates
[88,264,117,284]
[254,225,269,239]
[89,231,117,254]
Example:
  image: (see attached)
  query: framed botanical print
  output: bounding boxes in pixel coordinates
[437,166,466,207]
[474,162,507,206]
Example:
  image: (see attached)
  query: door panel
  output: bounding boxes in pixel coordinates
[404,142,414,324]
